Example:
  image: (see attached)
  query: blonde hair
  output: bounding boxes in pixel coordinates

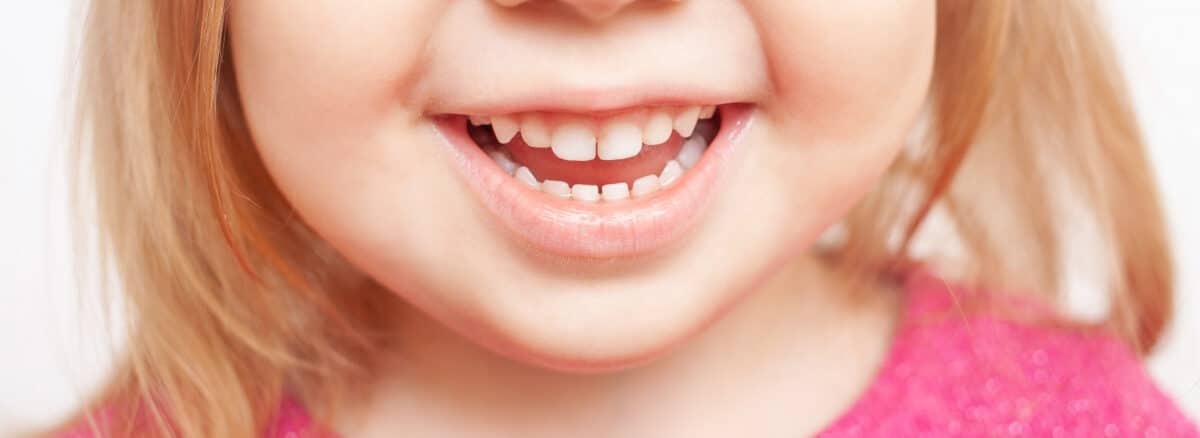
[58,1,1173,436]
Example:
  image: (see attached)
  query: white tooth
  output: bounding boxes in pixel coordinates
[674,106,701,138]
[488,149,519,175]
[470,116,491,126]
[520,115,551,148]
[492,116,520,144]
[515,166,539,189]
[550,123,596,161]
[677,136,706,169]
[659,160,683,187]
[643,111,673,146]
[541,180,571,199]
[631,175,659,198]
[699,106,716,119]
[571,184,600,202]
[598,121,642,160]
[601,183,630,201]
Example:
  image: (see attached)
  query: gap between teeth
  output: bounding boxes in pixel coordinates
[489,133,705,202]
[471,105,716,162]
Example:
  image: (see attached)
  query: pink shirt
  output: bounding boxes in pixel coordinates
[66,272,1199,437]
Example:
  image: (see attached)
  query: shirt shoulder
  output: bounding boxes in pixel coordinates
[821,272,1199,437]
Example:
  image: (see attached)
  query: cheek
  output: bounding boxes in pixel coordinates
[750,0,937,121]
[228,1,500,306]
[227,1,451,247]
[227,0,444,180]
[745,0,936,215]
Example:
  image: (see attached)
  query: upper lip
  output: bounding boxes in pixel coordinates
[416,54,764,117]
[426,84,749,117]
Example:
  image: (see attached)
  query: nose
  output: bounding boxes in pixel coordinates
[494,0,678,22]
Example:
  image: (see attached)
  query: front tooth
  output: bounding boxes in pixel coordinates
[551,123,596,161]
[601,183,630,201]
[515,166,539,189]
[488,149,519,174]
[643,111,673,146]
[598,121,642,160]
[492,116,520,144]
[699,106,716,119]
[520,115,551,148]
[631,174,659,198]
[659,160,683,187]
[571,184,600,202]
[470,115,491,126]
[541,180,571,199]
[676,136,706,169]
[674,106,701,137]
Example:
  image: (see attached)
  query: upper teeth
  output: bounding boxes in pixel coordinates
[520,115,551,148]
[598,121,642,160]
[482,106,716,162]
[491,116,520,144]
[485,132,708,203]
[551,122,597,161]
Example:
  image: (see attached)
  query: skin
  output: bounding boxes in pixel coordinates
[229,0,935,436]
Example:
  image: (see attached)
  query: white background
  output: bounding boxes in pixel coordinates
[1,1,1197,434]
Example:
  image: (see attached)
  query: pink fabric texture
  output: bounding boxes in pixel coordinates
[64,272,1198,437]
[817,273,1198,437]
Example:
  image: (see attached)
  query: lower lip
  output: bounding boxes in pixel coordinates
[433,105,754,258]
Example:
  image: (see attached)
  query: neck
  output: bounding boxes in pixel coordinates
[339,256,899,437]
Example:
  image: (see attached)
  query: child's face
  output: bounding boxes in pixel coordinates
[229,0,934,370]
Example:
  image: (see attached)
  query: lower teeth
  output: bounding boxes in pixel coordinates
[487,134,709,203]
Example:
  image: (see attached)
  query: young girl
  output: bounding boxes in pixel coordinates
[54,0,1196,437]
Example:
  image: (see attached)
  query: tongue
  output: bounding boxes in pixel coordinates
[505,136,685,186]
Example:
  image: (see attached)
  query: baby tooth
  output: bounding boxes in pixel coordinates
[598,121,642,160]
[659,160,683,187]
[492,116,520,144]
[520,115,551,148]
[515,166,539,189]
[470,115,491,126]
[677,136,706,169]
[601,183,630,201]
[643,111,673,146]
[699,105,716,119]
[551,123,597,161]
[631,174,659,198]
[541,180,571,199]
[488,149,519,174]
[674,106,701,138]
[571,184,600,202]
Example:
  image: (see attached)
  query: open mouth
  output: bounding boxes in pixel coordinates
[465,106,721,202]
[434,103,751,258]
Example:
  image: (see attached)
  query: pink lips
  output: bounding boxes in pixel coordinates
[434,105,753,258]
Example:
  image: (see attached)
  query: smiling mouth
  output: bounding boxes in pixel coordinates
[465,105,721,202]
[434,103,751,258]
